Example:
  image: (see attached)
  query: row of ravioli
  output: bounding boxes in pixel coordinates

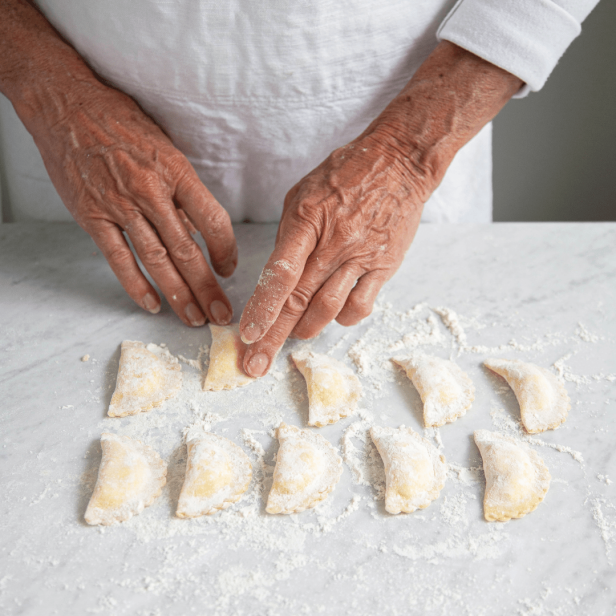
[84,423,551,526]
[86,324,571,526]
[109,325,570,435]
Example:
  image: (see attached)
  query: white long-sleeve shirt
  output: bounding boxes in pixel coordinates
[0,0,600,224]
[439,0,599,96]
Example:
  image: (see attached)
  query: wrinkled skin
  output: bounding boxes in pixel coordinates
[1,1,522,373]
[0,0,237,328]
[36,86,237,327]
[239,43,523,376]
[238,129,428,377]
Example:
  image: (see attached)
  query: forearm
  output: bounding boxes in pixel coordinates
[368,41,523,196]
[0,0,106,135]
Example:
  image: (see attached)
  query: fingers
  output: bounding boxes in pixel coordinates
[151,205,234,325]
[176,208,197,235]
[175,168,238,278]
[239,222,318,344]
[123,212,208,327]
[336,270,387,326]
[242,253,336,376]
[242,297,306,378]
[88,219,161,314]
[243,266,387,378]
[291,264,362,339]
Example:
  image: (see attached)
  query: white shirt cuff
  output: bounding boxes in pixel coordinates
[437,0,590,97]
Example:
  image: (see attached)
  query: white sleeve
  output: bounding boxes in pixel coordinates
[437,0,601,97]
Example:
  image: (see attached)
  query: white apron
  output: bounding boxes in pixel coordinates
[0,0,492,223]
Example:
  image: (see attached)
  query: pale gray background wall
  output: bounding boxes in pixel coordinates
[492,0,616,221]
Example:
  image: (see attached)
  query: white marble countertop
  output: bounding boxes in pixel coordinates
[1,222,615,616]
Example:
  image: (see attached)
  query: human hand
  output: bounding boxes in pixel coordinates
[32,84,237,326]
[238,128,426,377]
[239,42,523,377]
[0,1,237,326]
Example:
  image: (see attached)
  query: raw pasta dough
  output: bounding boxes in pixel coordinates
[176,432,252,518]
[108,340,182,417]
[393,353,474,427]
[370,425,447,514]
[266,423,342,514]
[203,324,255,391]
[474,429,551,522]
[291,349,361,427]
[85,433,166,526]
[484,358,570,433]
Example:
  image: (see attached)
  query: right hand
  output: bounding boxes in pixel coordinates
[32,81,237,327]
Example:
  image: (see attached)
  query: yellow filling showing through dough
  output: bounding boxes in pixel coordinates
[486,443,535,506]
[91,441,148,509]
[389,446,434,499]
[273,446,321,495]
[187,454,234,499]
[308,369,347,408]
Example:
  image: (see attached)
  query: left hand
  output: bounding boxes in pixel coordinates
[239,41,523,377]
[239,127,427,377]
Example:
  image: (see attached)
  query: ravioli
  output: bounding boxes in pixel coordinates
[203,324,255,391]
[266,423,342,514]
[484,358,570,433]
[108,340,182,417]
[292,350,362,427]
[370,425,447,514]
[176,432,252,518]
[393,353,474,427]
[474,429,551,522]
[85,433,166,526]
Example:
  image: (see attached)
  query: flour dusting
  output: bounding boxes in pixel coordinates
[589,498,616,564]
[53,295,611,613]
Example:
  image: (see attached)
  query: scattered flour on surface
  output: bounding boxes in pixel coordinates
[314,495,362,534]
[447,464,483,486]
[61,298,613,614]
[341,411,385,498]
[489,407,584,463]
[439,493,477,527]
[400,314,446,349]
[347,336,375,375]
[393,524,509,563]
[424,427,444,451]
[553,353,616,387]
[326,333,350,356]
[589,498,616,564]
[177,344,209,371]
[576,323,601,343]
[434,307,467,350]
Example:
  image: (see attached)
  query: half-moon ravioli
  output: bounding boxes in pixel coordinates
[85,433,166,525]
[393,353,474,427]
[203,324,255,391]
[291,350,362,427]
[370,425,447,514]
[474,429,551,522]
[484,358,570,433]
[108,340,182,417]
[176,432,252,518]
[266,423,342,514]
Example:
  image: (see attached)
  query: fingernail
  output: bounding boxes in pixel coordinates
[142,293,160,314]
[247,352,269,378]
[241,323,262,344]
[185,302,206,327]
[219,260,236,278]
[210,300,232,325]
